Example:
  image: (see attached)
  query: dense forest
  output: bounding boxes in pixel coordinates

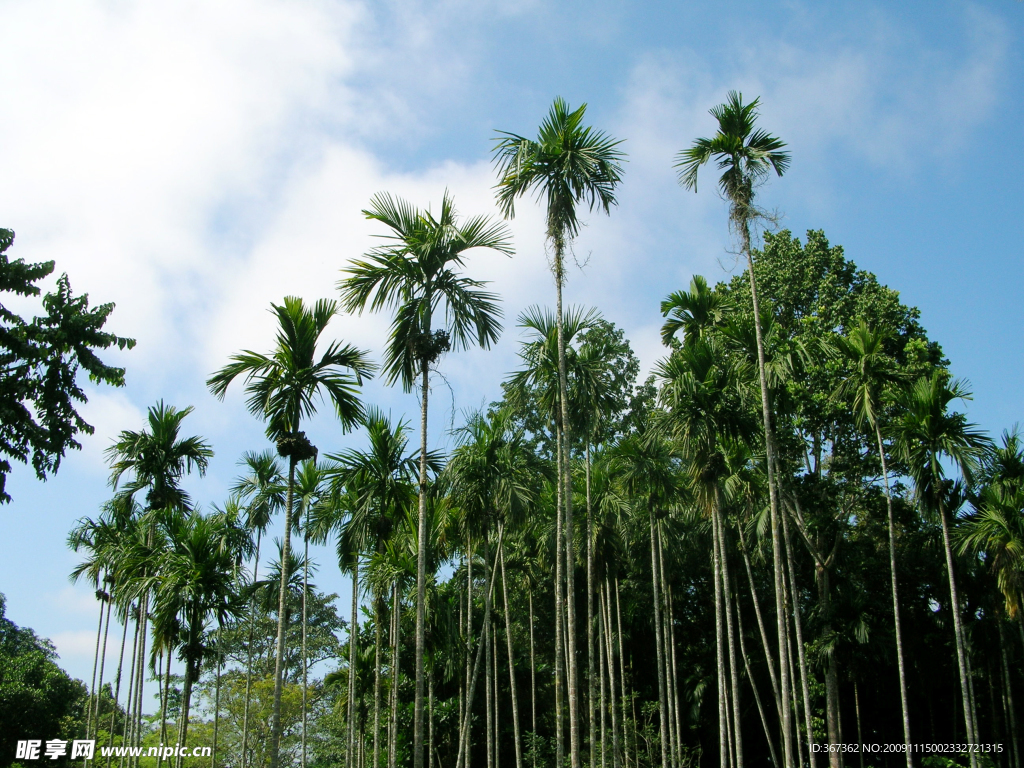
[5,94,1022,768]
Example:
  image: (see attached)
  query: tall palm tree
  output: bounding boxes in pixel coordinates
[831,321,914,765]
[675,91,793,768]
[231,451,286,768]
[339,190,511,768]
[105,401,213,755]
[322,407,436,768]
[494,100,625,768]
[891,373,990,768]
[207,296,374,768]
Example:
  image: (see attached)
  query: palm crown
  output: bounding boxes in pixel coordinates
[493,96,625,243]
[339,191,511,391]
[675,90,790,217]
[207,296,374,440]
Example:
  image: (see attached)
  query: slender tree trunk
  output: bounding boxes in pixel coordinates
[740,216,793,768]
[93,590,113,743]
[615,578,631,768]
[485,535,494,768]
[120,606,141,768]
[875,424,913,766]
[999,620,1021,768]
[494,613,501,768]
[391,583,402,768]
[529,586,537,768]
[715,502,744,768]
[429,669,436,768]
[735,580,781,768]
[603,577,622,768]
[242,530,262,768]
[782,511,816,767]
[711,506,729,768]
[600,588,607,768]
[736,523,781,718]
[553,234,581,768]
[176,657,196,768]
[270,454,297,768]
[854,682,864,768]
[87,585,106,740]
[467,543,475,768]
[457,536,503,768]
[556,426,566,768]
[159,648,171,768]
[785,575,807,768]
[415,358,430,768]
[106,609,130,768]
[213,643,222,768]
[349,558,361,768]
[500,532,524,768]
[649,510,669,768]
[587,443,596,768]
[657,528,681,768]
[375,590,384,768]
[937,497,979,768]
[667,583,683,768]
[303,511,310,768]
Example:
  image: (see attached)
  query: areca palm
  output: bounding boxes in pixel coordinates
[831,321,914,764]
[494,101,624,768]
[675,91,794,768]
[231,450,286,768]
[207,296,374,768]
[339,190,511,768]
[149,510,245,766]
[104,401,212,755]
[891,373,990,768]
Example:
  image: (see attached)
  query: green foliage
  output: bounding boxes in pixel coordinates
[0,593,87,767]
[0,228,134,502]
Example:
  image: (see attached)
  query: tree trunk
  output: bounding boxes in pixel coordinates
[529,585,537,768]
[603,577,622,768]
[374,589,384,768]
[874,423,913,766]
[242,530,262,768]
[486,535,494,768]
[105,609,131,768]
[556,426,566,768]
[349,558,361,768]
[213,642,222,768]
[494,614,501,768]
[741,209,793,768]
[999,620,1021,768]
[270,454,297,768]
[735,579,781,768]
[457,536,503,768]
[414,358,430,768]
[176,656,196,768]
[158,648,171,768]
[87,585,106,740]
[937,497,979,768]
[782,510,816,767]
[553,235,581,768]
[715,502,744,768]
[615,578,632,768]
[390,581,401,768]
[736,523,781,720]
[467,541,475,768]
[587,443,596,768]
[500,532,524,768]
[649,510,669,768]
[303,510,310,768]
[711,506,728,768]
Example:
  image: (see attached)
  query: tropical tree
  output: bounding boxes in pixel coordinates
[494,100,625,768]
[675,91,794,768]
[339,190,511,768]
[831,321,914,764]
[891,373,991,768]
[207,296,373,768]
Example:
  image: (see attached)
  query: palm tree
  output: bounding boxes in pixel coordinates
[207,296,374,768]
[891,373,991,768]
[494,100,625,768]
[105,401,213,754]
[339,190,511,768]
[831,321,914,765]
[675,91,793,768]
[322,407,435,768]
[231,451,286,768]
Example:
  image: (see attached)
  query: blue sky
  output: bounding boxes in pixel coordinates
[0,0,1020,698]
